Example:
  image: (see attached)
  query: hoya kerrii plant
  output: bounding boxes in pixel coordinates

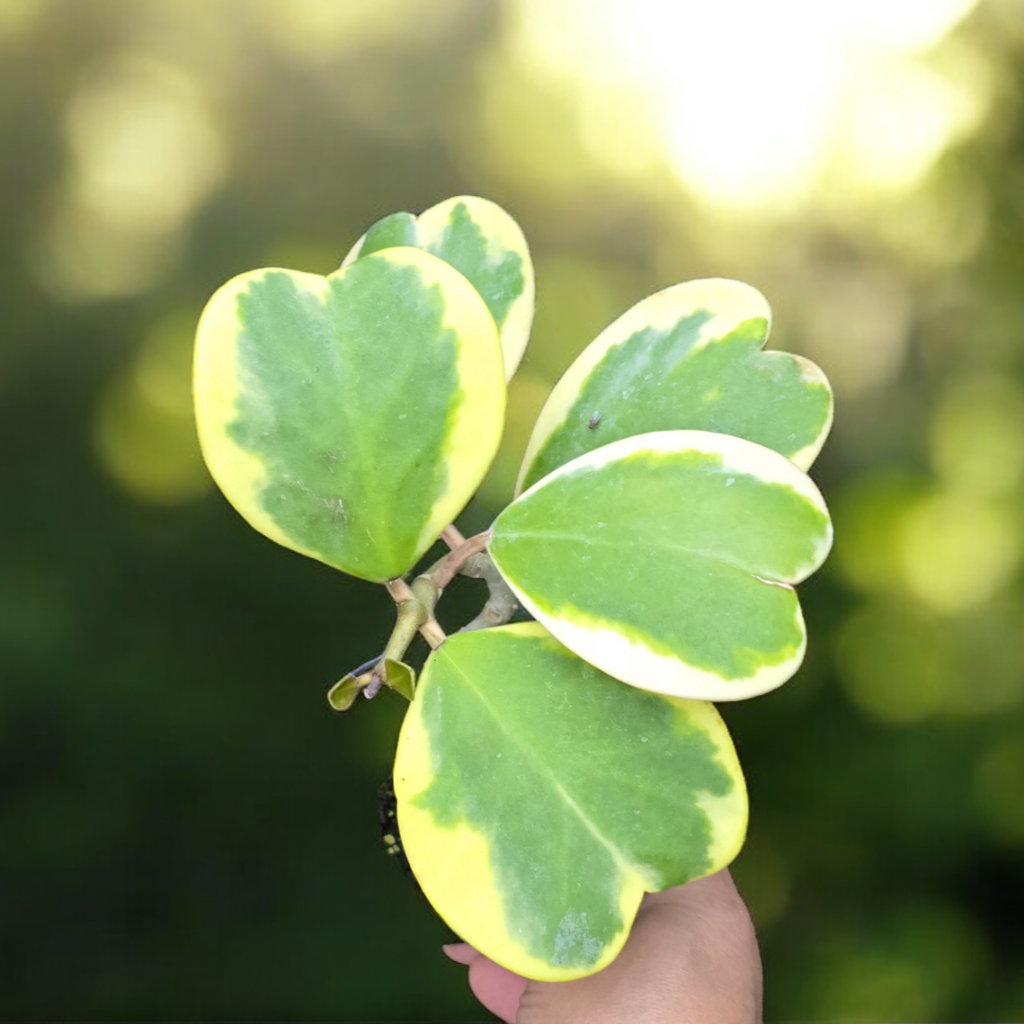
[192,196,834,982]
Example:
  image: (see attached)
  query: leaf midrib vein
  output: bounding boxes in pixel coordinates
[442,654,644,883]
[496,530,791,583]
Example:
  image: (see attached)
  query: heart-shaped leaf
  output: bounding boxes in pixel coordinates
[517,278,832,494]
[394,623,747,981]
[342,196,534,380]
[491,430,833,701]
[194,247,505,583]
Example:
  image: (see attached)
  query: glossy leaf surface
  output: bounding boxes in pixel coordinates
[343,196,534,380]
[194,247,505,582]
[518,278,832,493]
[394,623,747,980]
[492,431,833,701]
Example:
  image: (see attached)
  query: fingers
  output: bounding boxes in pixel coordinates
[468,955,529,1023]
[442,871,762,1024]
[442,944,528,1024]
[441,943,478,966]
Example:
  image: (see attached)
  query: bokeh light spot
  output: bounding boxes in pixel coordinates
[930,374,1024,496]
[832,471,929,595]
[31,199,182,304]
[95,315,210,505]
[31,57,225,302]
[66,57,226,234]
[798,902,988,1022]
[898,492,1019,614]
[836,600,958,723]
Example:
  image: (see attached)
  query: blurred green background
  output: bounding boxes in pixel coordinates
[2,0,1024,1019]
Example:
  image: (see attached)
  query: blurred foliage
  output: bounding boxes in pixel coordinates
[2,0,1024,1019]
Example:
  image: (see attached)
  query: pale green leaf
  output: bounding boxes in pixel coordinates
[492,430,833,701]
[395,623,747,980]
[193,247,506,583]
[343,196,534,380]
[518,278,832,493]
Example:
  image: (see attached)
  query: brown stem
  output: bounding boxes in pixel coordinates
[419,617,447,648]
[409,576,446,648]
[385,578,414,604]
[440,524,466,550]
[379,572,448,660]
[427,531,492,590]
[348,531,495,706]
[458,551,519,633]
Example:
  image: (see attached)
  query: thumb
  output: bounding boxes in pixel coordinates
[517,871,762,1024]
[442,944,528,1023]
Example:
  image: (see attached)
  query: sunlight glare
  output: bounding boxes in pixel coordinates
[511,0,981,211]
[836,50,988,198]
[843,0,980,52]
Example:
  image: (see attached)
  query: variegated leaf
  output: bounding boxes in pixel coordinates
[395,623,747,981]
[342,196,534,380]
[491,431,833,701]
[518,278,832,494]
[194,247,505,583]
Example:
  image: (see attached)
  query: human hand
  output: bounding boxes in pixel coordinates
[442,869,762,1024]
